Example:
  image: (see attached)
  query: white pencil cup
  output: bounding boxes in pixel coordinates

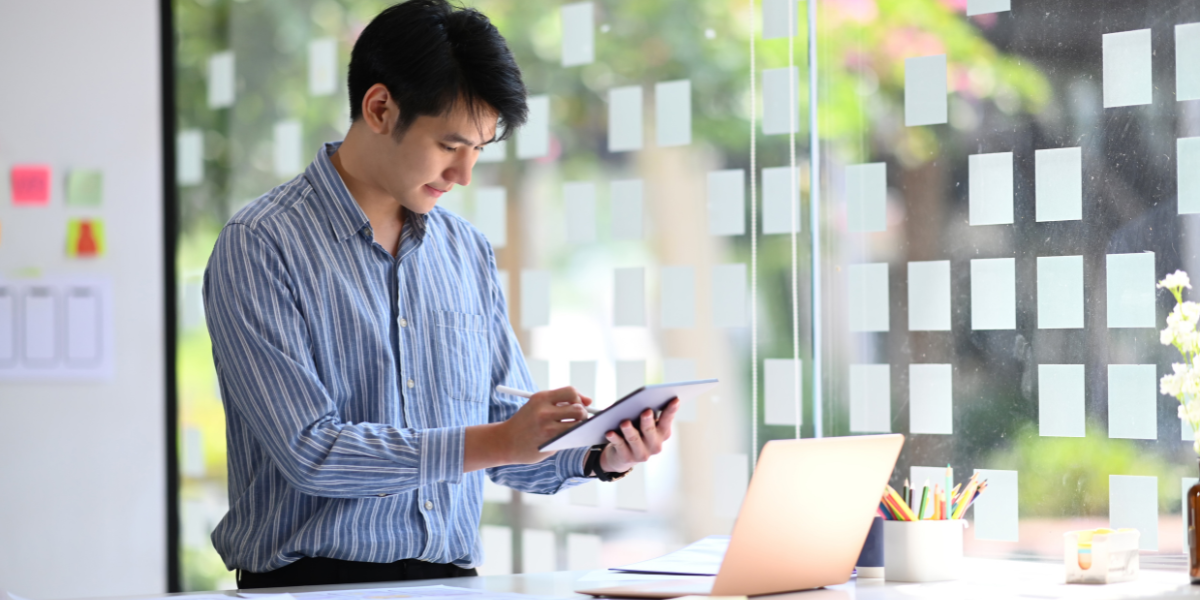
[883,520,966,582]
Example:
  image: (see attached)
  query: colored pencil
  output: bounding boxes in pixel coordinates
[917,480,930,520]
[944,465,953,521]
[885,485,918,521]
[903,479,910,512]
[952,479,980,520]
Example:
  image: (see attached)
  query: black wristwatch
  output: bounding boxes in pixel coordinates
[584,444,630,482]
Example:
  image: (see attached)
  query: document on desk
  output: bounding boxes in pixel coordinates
[240,585,481,600]
[610,535,729,576]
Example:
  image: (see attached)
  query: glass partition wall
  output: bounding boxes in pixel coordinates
[172,0,1200,590]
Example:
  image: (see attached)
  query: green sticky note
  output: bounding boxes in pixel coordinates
[66,169,103,207]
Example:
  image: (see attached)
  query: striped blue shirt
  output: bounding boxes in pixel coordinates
[203,141,590,573]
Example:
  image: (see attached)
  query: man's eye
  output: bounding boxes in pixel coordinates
[442,145,457,152]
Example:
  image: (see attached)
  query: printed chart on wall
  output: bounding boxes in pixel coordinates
[0,276,114,380]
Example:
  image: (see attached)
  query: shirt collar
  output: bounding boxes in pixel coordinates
[305,141,431,244]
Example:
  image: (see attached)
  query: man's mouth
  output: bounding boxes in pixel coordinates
[425,184,448,197]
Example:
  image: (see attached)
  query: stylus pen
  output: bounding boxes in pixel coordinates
[496,385,600,415]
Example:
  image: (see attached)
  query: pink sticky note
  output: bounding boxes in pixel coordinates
[11,164,51,206]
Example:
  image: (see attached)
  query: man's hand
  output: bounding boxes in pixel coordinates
[464,386,593,472]
[598,398,680,474]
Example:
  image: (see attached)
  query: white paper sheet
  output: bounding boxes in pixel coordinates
[763,67,800,136]
[970,258,1015,330]
[517,95,550,159]
[526,357,550,392]
[966,0,1010,16]
[561,2,595,67]
[846,162,886,233]
[908,260,951,331]
[616,359,645,399]
[610,179,644,240]
[308,38,338,96]
[567,533,603,570]
[762,0,800,39]
[848,263,889,332]
[570,360,597,398]
[708,169,745,236]
[660,266,695,329]
[474,187,507,248]
[1038,364,1085,437]
[764,358,802,426]
[1037,255,1084,329]
[910,364,953,435]
[850,364,891,433]
[1110,475,1158,551]
[711,263,747,328]
[969,151,1014,226]
[608,86,643,152]
[615,467,648,511]
[655,80,691,147]
[1180,136,1200,214]
[1107,252,1156,328]
[520,270,550,329]
[614,267,645,326]
[664,358,698,422]
[1103,29,1153,108]
[477,140,506,163]
[762,166,800,235]
[522,528,556,574]
[274,120,303,177]
[177,129,204,186]
[1178,24,1200,102]
[1108,364,1157,440]
[2,277,113,380]
[613,535,729,575]
[713,457,748,518]
[65,286,101,365]
[1035,147,1082,222]
[564,181,597,243]
[207,50,235,109]
[480,525,513,575]
[973,469,1018,542]
[905,54,947,126]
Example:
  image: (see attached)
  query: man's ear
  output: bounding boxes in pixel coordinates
[361,83,398,136]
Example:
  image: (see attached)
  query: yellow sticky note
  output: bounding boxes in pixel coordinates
[66,218,105,257]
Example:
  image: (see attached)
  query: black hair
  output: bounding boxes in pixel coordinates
[347,0,527,143]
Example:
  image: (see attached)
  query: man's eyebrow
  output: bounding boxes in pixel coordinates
[442,133,488,146]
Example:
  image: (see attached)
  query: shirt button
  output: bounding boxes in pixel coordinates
[407,379,415,388]
[399,317,408,327]
[425,500,434,510]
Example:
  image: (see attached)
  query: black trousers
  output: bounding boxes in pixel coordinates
[237,556,478,590]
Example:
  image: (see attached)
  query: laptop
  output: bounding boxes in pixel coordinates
[576,434,904,598]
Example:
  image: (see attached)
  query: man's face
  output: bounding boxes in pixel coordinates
[379,102,498,215]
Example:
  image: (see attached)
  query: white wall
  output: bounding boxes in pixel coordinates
[0,1,166,598]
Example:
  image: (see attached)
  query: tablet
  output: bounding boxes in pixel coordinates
[538,378,719,452]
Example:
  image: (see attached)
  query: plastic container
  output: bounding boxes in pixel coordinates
[1063,528,1140,584]
[882,520,966,582]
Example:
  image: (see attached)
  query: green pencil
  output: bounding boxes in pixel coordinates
[917,480,930,520]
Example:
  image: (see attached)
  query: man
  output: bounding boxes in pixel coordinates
[203,0,679,589]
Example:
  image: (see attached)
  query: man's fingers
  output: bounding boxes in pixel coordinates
[656,399,680,440]
[619,420,649,461]
[639,409,663,454]
[545,401,589,422]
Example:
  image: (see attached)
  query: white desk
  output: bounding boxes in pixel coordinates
[75,559,1200,600]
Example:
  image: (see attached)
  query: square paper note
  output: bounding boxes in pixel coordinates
[1103,29,1152,108]
[905,55,947,126]
[1037,256,1084,329]
[969,152,1014,226]
[1039,364,1085,437]
[849,263,889,332]
[908,261,951,331]
[846,163,886,233]
[971,258,1016,330]
[1035,147,1082,222]
[850,364,891,433]
[1107,252,1155,328]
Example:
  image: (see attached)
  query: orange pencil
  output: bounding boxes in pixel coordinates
[885,485,918,521]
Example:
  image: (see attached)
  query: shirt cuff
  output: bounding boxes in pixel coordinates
[555,446,591,481]
[420,426,466,486]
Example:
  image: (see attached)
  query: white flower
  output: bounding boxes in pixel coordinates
[1163,328,1179,346]
[1160,270,1193,291]
[1184,301,1200,321]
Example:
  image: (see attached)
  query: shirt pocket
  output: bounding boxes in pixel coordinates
[434,310,490,404]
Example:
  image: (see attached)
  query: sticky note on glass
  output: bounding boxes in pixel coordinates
[763,67,800,136]
[848,262,889,332]
[616,360,645,398]
[714,454,748,518]
[523,529,556,573]
[568,533,603,570]
[614,267,645,326]
[971,258,1015,330]
[1178,24,1200,102]
[1178,137,1200,214]
[308,38,338,97]
[910,466,952,494]
[177,129,204,186]
[708,169,745,236]
[11,165,51,206]
[570,360,597,399]
[517,95,550,159]
[1038,364,1085,437]
[764,358,801,426]
[65,286,102,366]
[65,169,103,207]
[561,2,594,67]
[1035,147,1082,222]
[762,166,800,235]
[1110,475,1158,551]
[479,526,513,576]
[712,263,747,328]
[520,270,550,329]
[66,219,105,258]
[478,139,506,163]
[1108,364,1156,440]
[910,364,952,435]
[475,186,507,248]
[207,50,235,109]
[762,0,800,39]
[973,469,1018,542]
[609,86,643,152]
[665,358,698,422]
[661,266,695,329]
[905,55,947,126]
[274,120,303,177]
[846,163,886,233]
[908,260,951,331]
[967,0,1009,15]
[616,465,648,511]
[656,80,691,147]
[850,364,891,433]
[969,151,1014,226]
[1103,29,1152,108]
[1037,255,1084,329]
[565,181,597,243]
[1107,252,1155,328]
[611,179,644,240]
[526,357,550,391]
[22,286,57,364]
